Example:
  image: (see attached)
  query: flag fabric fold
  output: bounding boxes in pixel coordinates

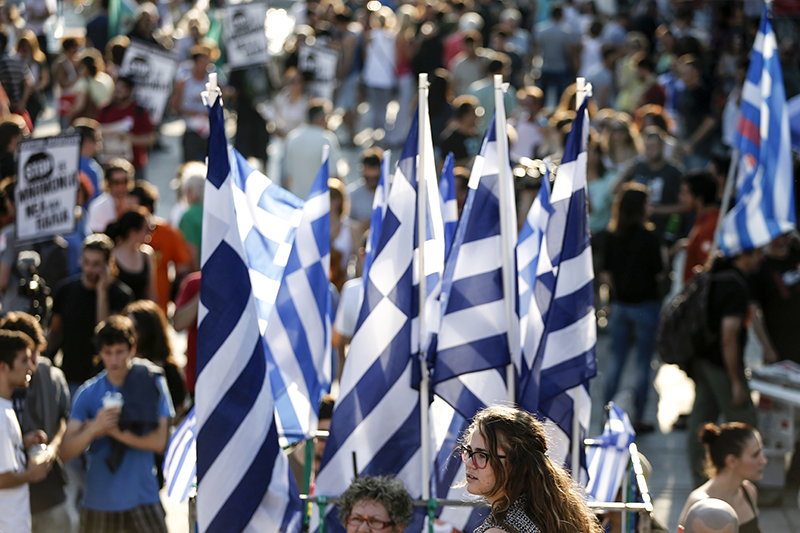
[431,114,517,420]
[439,153,458,259]
[314,105,442,533]
[196,95,303,533]
[163,407,197,504]
[586,402,636,503]
[263,155,333,446]
[362,150,391,287]
[720,6,797,256]
[516,97,596,483]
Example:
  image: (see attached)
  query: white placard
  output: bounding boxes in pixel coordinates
[224,2,270,69]
[15,134,81,241]
[120,40,180,124]
[298,44,339,101]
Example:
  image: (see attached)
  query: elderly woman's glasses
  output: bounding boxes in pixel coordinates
[460,445,505,469]
[346,514,394,530]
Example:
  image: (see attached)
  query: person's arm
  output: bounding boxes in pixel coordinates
[59,408,120,462]
[720,315,748,407]
[68,88,88,121]
[95,264,113,325]
[15,71,33,111]
[750,304,779,364]
[683,116,716,155]
[678,492,703,527]
[47,419,67,454]
[0,458,52,488]
[37,65,50,92]
[0,261,11,293]
[172,292,199,331]
[127,130,157,148]
[144,246,158,302]
[106,416,170,454]
[45,313,64,358]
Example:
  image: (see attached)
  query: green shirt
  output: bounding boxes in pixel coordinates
[179,203,203,257]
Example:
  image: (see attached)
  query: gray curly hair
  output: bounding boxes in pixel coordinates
[338,475,414,528]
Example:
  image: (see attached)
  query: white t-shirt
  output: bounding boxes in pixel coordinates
[86,193,118,234]
[333,278,364,339]
[0,399,30,533]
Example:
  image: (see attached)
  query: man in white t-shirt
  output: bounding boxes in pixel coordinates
[0,330,53,533]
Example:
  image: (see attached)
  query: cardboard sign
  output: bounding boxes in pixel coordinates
[15,134,81,241]
[224,2,270,69]
[298,43,339,101]
[120,40,180,124]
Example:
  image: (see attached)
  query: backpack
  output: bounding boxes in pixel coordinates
[656,270,745,369]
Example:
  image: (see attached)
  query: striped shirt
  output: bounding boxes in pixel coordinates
[0,53,30,104]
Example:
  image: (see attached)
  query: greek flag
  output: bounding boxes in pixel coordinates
[431,114,517,420]
[516,97,596,482]
[362,150,391,286]
[264,156,333,446]
[440,153,458,258]
[197,96,303,533]
[586,402,636,503]
[163,407,196,504]
[314,106,441,533]
[720,6,797,256]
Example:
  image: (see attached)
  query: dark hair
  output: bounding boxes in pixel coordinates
[117,75,136,90]
[609,183,649,237]
[83,233,115,262]
[105,208,149,242]
[635,55,655,73]
[123,299,174,364]
[0,120,23,152]
[0,312,46,352]
[360,147,383,168]
[129,180,159,213]
[319,394,335,420]
[683,171,717,206]
[93,315,137,352]
[0,329,33,368]
[699,422,758,477]
[72,118,101,145]
[338,476,414,528]
[63,37,80,52]
[308,99,331,124]
[0,29,8,51]
[105,158,135,184]
[551,4,564,19]
[453,95,478,119]
[80,49,105,77]
[461,405,602,533]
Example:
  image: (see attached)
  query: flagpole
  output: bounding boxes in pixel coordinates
[418,72,431,502]
[709,148,739,259]
[571,77,585,482]
[494,74,517,404]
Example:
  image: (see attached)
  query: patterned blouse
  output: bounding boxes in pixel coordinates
[474,497,542,533]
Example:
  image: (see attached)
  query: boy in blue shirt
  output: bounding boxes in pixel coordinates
[60,315,173,533]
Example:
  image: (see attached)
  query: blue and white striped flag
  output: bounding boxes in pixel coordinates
[264,156,333,446]
[517,97,596,483]
[362,150,391,287]
[431,114,517,420]
[440,153,458,258]
[586,402,636,503]
[720,6,797,256]
[517,167,551,412]
[197,96,303,533]
[163,407,196,504]
[313,104,442,533]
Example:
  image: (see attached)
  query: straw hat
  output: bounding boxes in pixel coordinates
[189,41,220,62]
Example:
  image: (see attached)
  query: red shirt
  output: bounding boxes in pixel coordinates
[174,272,201,393]
[96,100,154,170]
[684,207,720,284]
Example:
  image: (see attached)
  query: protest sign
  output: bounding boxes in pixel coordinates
[15,134,81,242]
[298,43,339,101]
[120,40,179,124]
[224,2,269,69]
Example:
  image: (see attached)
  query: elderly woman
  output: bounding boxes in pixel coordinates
[338,475,413,533]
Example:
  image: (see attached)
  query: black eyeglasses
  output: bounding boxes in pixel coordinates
[346,514,394,530]
[460,445,506,469]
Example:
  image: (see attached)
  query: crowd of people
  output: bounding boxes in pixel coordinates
[0,0,798,531]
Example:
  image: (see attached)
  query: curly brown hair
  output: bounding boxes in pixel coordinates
[461,405,602,533]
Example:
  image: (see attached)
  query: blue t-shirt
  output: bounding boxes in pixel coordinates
[71,370,174,512]
[80,156,102,203]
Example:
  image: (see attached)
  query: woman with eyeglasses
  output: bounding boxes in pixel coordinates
[460,405,603,533]
[338,475,413,533]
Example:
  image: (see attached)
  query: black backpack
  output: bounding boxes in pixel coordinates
[656,270,745,369]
